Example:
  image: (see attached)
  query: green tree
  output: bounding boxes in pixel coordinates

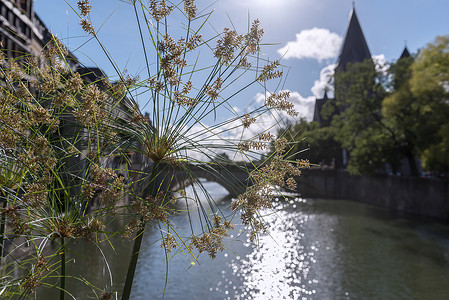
[409,36,449,172]
[277,36,449,176]
[274,118,342,168]
[329,59,398,175]
[383,35,449,173]
[381,54,421,176]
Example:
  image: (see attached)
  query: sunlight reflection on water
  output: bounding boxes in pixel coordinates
[221,197,320,300]
[37,182,449,299]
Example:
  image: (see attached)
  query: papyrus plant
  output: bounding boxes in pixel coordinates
[0,0,308,298]
[0,35,132,299]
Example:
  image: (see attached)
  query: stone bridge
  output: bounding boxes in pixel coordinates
[164,163,252,197]
[138,163,322,198]
[136,163,253,198]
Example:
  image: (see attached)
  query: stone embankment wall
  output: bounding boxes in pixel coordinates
[297,169,449,221]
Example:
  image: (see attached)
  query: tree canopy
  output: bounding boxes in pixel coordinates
[275,35,449,176]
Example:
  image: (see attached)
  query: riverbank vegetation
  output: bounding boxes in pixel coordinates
[275,35,449,177]
[0,0,308,298]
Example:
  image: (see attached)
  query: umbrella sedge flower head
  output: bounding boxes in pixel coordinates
[258,60,283,82]
[80,19,95,35]
[77,0,92,16]
[184,0,197,20]
[149,0,174,21]
[242,113,256,128]
[0,1,305,297]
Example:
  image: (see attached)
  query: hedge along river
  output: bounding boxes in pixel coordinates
[36,181,449,299]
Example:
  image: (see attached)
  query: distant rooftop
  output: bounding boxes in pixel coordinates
[400,46,411,59]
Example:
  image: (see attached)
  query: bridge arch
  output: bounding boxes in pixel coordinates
[170,164,251,197]
[138,163,320,199]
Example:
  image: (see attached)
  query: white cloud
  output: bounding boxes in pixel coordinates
[288,91,316,122]
[372,54,389,75]
[232,106,241,113]
[311,64,336,98]
[278,28,342,62]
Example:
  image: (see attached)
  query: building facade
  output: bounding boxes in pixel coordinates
[0,0,51,58]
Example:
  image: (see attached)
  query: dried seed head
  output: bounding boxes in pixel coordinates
[122,72,140,86]
[205,77,223,100]
[77,0,92,16]
[286,177,297,190]
[100,292,114,300]
[44,36,68,58]
[265,91,298,116]
[74,84,107,125]
[191,225,228,259]
[149,0,174,21]
[161,234,177,252]
[174,92,198,107]
[7,60,25,81]
[212,214,222,227]
[123,218,144,239]
[187,34,202,50]
[257,60,283,82]
[238,141,250,151]
[23,183,48,208]
[297,159,310,168]
[23,275,41,294]
[238,57,251,69]
[259,132,274,141]
[35,255,50,272]
[52,217,74,238]
[245,19,264,54]
[274,137,287,154]
[248,141,266,150]
[214,28,243,65]
[238,140,267,151]
[184,0,197,19]
[66,72,83,93]
[80,19,95,35]
[149,78,164,92]
[242,114,256,128]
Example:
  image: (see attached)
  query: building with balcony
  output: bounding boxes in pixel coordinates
[0,0,51,58]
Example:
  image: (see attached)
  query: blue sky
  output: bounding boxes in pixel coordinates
[34,0,449,123]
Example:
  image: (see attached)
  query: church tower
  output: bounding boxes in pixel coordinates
[313,5,372,123]
[335,6,371,73]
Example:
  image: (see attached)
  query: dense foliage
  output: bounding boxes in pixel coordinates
[277,35,449,176]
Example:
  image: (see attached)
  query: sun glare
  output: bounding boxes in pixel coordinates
[249,0,287,8]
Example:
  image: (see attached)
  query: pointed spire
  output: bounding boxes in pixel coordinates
[335,7,371,73]
[400,46,410,59]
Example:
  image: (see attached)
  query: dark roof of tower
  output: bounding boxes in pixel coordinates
[312,91,333,124]
[400,46,411,59]
[312,97,327,124]
[335,7,371,73]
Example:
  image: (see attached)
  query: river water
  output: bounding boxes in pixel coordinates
[38,182,449,299]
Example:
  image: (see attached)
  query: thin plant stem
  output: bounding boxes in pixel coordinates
[121,162,160,300]
[60,236,66,300]
[0,192,7,262]
[121,222,144,300]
